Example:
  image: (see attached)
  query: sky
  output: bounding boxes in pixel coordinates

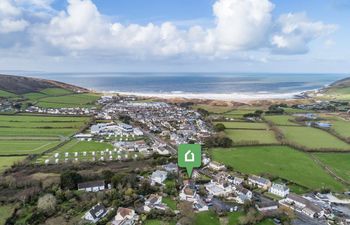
[0,0,350,73]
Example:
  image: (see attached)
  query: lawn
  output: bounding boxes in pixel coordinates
[144,220,175,225]
[0,156,25,172]
[264,115,299,126]
[211,146,346,192]
[214,122,268,130]
[227,212,244,225]
[36,93,100,108]
[194,211,220,225]
[0,205,15,225]
[0,140,61,155]
[279,126,350,150]
[225,129,278,145]
[313,153,350,183]
[163,197,177,210]
[192,104,232,114]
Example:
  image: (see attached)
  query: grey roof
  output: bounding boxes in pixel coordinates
[271,183,289,191]
[78,180,105,189]
[89,203,107,219]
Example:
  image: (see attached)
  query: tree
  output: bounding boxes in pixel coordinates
[37,194,57,215]
[214,123,226,132]
[60,171,82,190]
[205,135,233,148]
[197,108,209,117]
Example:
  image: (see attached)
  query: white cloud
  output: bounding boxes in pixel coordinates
[270,13,338,54]
[0,0,339,62]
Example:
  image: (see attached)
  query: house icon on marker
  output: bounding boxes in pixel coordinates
[184,150,195,162]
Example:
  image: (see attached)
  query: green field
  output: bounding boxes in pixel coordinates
[192,104,232,114]
[0,115,89,122]
[225,129,278,144]
[36,93,99,108]
[144,220,175,225]
[279,126,350,150]
[323,87,350,100]
[40,88,73,96]
[264,115,299,126]
[194,211,220,225]
[0,90,16,98]
[0,205,15,225]
[314,153,350,183]
[211,146,346,191]
[0,140,61,155]
[330,120,350,139]
[23,92,47,100]
[214,122,268,130]
[0,156,25,172]
[0,127,77,137]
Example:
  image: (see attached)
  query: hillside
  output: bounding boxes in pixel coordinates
[0,74,89,94]
[315,77,350,101]
[328,77,350,89]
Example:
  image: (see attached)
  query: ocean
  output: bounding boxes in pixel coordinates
[26,73,349,100]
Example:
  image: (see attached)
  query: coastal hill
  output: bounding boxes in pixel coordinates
[0,74,88,94]
[319,76,350,101]
[328,77,350,89]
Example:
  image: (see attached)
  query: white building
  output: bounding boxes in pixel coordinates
[205,181,234,197]
[179,185,198,203]
[269,183,289,198]
[208,161,226,171]
[143,194,167,212]
[83,203,108,223]
[150,170,167,185]
[112,207,138,225]
[78,180,105,192]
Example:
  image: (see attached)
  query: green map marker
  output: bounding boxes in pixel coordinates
[178,144,201,178]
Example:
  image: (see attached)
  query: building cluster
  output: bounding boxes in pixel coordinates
[0,100,14,112]
[25,105,97,115]
[99,99,211,145]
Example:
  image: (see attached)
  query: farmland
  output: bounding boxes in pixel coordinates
[36,93,100,108]
[211,146,346,192]
[314,153,350,183]
[225,129,278,145]
[279,126,350,150]
[214,121,268,130]
[192,104,232,114]
[0,140,61,155]
[264,115,299,126]
[0,156,25,172]
[0,90,16,98]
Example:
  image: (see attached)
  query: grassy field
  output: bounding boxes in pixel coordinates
[279,126,350,150]
[0,156,25,172]
[23,92,47,100]
[40,88,73,96]
[192,104,232,114]
[36,93,99,108]
[214,122,268,130]
[144,220,175,225]
[322,87,350,100]
[330,120,350,139]
[0,140,61,155]
[0,205,15,225]
[264,115,299,126]
[211,146,346,192]
[314,153,350,183]
[225,129,278,144]
[0,90,16,98]
[0,115,89,122]
[194,211,220,225]
[0,127,77,137]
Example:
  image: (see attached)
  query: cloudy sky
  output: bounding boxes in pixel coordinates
[0,0,349,73]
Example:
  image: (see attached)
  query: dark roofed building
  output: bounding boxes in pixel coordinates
[83,203,108,223]
[78,180,105,192]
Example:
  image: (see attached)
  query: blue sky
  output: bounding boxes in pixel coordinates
[0,0,349,73]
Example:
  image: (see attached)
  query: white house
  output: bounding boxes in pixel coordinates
[143,194,167,212]
[269,183,289,198]
[150,170,168,185]
[205,181,234,197]
[179,185,198,203]
[83,203,108,223]
[208,161,226,171]
[235,185,252,201]
[78,180,105,192]
[112,207,138,225]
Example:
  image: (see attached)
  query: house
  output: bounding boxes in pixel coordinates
[83,203,108,223]
[150,170,167,185]
[112,207,138,225]
[314,122,332,129]
[269,183,289,198]
[143,194,167,212]
[256,201,278,212]
[162,162,178,173]
[279,194,324,218]
[179,185,198,203]
[235,185,252,204]
[78,180,105,192]
[193,198,209,212]
[248,175,271,190]
[227,176,244,185]
[205,181,234,197]
[208,161,226,171]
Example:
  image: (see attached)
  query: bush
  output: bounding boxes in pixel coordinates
[37,194,57,215]
[214,123,226,132]
[60,170,82,190]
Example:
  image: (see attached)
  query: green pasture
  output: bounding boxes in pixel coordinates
[314,153,350,183]
[264,115,299,126]
[0,140,61,155]
[214,121,268,129]
[36,93,99,108]
[225,129,278,144]
[0,156,25,172]
[0,90,16,98]
[279,126,350,150]
[192,104,232,114]
[40,88,73,96]
[211,146,346,192]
